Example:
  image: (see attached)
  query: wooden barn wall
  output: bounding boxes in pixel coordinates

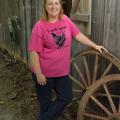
[103,0,120,59]
[92,0,120,59]
[0,0,39,63]
[71,0,120,59]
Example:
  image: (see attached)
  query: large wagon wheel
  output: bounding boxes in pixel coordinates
[69,49,120,100]
[65,49,120,119]
[77,74,120,120]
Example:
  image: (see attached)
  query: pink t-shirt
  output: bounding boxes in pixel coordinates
[28,15,80,77]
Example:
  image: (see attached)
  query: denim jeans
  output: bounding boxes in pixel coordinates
[32,73,73,120]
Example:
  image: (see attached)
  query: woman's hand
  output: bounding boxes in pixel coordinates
[95,45,108,53]
[36,73,47,86]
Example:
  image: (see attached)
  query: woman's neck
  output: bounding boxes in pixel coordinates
[48,16,59,23]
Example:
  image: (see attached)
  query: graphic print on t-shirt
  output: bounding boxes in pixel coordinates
[51,33,66,47]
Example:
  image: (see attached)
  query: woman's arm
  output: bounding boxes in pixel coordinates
[30,51,47,86]
[75,32,108,53]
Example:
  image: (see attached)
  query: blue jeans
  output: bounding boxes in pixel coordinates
[32,73,73,120]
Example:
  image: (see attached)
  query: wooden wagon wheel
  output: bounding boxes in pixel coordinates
[69,49,120,101]
[64,50,120,120]
[77,74,120,120]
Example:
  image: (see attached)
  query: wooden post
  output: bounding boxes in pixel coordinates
[36,0,43,19]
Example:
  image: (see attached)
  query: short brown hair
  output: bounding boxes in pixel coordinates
[41,0,64,21]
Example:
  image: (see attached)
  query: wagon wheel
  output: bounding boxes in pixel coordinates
[64,50,120,119]
[77,74,120,120]
[69,49,120,101]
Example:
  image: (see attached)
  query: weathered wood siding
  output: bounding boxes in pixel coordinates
[71,0,120,59]
[103,0,120,59]
[91,0,105,44]
[92,0,120,59]
[0,0,39,63]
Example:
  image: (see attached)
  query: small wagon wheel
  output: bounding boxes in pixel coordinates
[77,74,120,120]
[69,49,120,100]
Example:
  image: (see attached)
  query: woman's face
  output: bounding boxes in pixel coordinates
[45,0,61,19]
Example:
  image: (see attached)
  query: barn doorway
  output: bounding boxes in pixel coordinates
[62,0,72,17]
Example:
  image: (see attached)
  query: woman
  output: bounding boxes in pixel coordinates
[28,0,107,120]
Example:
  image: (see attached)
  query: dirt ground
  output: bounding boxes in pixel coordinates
[0,48,77,120]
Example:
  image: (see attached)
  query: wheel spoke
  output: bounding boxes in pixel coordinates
[83,56,91,85]
[69,75,85,89]
[101,63,112,77]
[96,93,120,99]
[73,62,88,87]
[90,95,112,115]
[82,112,107,120]
[92,55,99,83]
[103,84,117,113]
[73,89,82,94]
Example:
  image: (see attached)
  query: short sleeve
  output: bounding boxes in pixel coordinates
[28,22,43,53]
[65,15,80,38]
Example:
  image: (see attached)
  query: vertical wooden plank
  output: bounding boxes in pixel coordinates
[76,0,92,35]
[0,0,4,43]
[71,0,80,14]
[103,0,120,59]
[3,0,7,45]
[88,0,92,35]
[77,0,89,13]
[115,0,120,59]
[36,0,43,20]
[91,0,105,44]
[30,0,37,26]
[19,0,27,61]
[25,0,31,41]
[71,0,92,35]
[0,24,3,43]
[103,0,111,51]
[25,0,31,63]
